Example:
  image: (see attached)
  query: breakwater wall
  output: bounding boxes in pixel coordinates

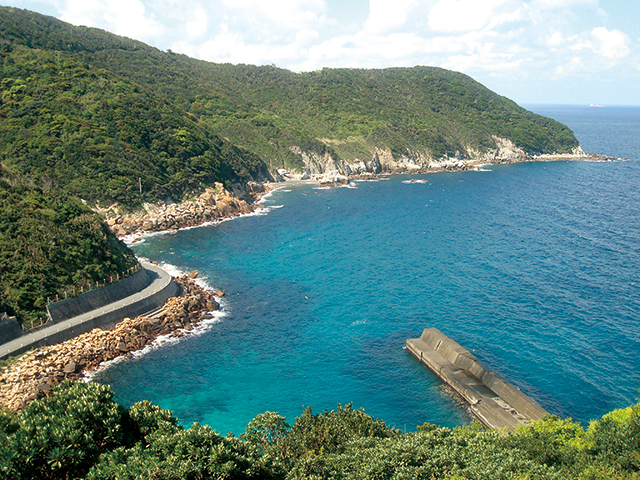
[0,264,179,360]
[406,328,549,431]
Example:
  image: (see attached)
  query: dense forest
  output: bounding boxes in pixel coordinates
[0,165,136,323]
[0,381,638,479]
[0,9,580,327]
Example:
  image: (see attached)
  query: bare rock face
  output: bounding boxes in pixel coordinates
[106,183,266,238]
[318,170,349,186]
[0,276,221,412]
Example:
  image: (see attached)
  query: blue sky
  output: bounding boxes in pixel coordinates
[4,0,640,105]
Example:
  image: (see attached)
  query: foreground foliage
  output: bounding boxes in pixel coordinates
[0,381,638,479]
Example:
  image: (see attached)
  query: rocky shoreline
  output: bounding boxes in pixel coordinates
[0,275,220,411]
[106,150,614,240]
[104,181,272,238]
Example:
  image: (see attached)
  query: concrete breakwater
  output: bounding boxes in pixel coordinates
[0,276,220,411]
[407,328,549,432]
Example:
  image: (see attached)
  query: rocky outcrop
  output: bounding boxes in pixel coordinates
[105,143,602,240]
[0,276,220,411]
[105,182,267,237]
[290,137,594,179]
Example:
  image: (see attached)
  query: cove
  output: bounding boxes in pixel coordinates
[94,106,640,434]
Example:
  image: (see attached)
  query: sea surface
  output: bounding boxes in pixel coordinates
[94,105,640,434]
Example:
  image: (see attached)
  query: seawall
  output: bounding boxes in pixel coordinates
[0,316,22,345]
[46,267,150,322]
[0,264,179,360]
[407,328,549,431]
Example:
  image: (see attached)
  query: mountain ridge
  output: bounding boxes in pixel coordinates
[0,6,581,207]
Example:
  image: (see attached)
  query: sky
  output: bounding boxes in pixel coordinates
[4,0,640,105]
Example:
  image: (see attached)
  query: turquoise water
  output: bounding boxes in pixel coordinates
[95,105,640,434]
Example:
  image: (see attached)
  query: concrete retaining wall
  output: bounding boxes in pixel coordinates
[0,316,23,345]
[47,268,150,323]
[21,278,179,354]
[0,264,179,360]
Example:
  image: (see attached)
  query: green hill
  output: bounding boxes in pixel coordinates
[0,166,136,324]
[0,7,579,208]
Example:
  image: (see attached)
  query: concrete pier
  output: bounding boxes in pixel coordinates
[407,328,549,432]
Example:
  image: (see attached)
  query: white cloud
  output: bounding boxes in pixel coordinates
[220,0,327,29]
[555,56,585,76]
[428,0,517,33]
[590,27,630,59]
[185,7,208,39]
[546,31,564,48]
[532,0,597,9]
[364,0,418,33]
[59,0,164,41]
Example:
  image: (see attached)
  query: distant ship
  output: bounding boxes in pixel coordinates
[589,104,604,108]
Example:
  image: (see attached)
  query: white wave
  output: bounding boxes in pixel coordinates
[152,260,220,293]
[257,185,290,204]
[402,179,429,184]
[122,228,179,245]
[83,303,229,382]
[178,219,222,231]
[353,177,390,182]
[248,204,285,217]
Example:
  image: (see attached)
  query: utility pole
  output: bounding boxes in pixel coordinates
[139,177,142,194]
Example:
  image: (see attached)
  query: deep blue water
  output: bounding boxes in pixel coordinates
[94,105,640,434]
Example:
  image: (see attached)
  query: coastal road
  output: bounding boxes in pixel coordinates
[0,263,177,360]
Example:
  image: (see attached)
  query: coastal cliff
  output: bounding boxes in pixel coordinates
[283,142,591,184]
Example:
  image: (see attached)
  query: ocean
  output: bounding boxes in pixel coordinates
[93,104,640,434]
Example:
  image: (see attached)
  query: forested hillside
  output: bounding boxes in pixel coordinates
[0,7,579,210]
[0,166,136,323]
[0,381,638,479]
